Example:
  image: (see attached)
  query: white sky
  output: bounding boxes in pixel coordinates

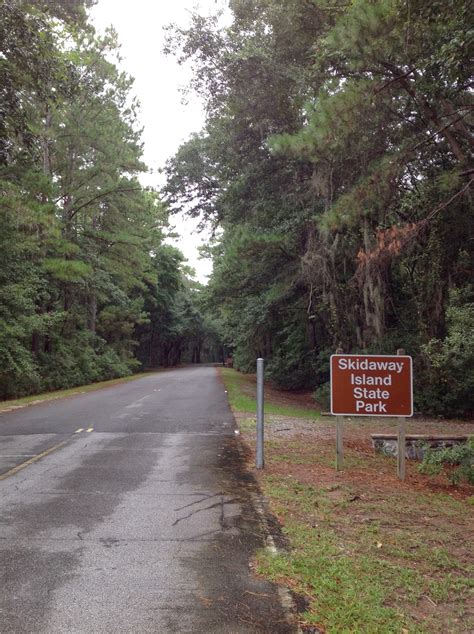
[90,0,229,283]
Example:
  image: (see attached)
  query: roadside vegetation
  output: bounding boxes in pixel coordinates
[222,368,320,420]
[221,368,474,632]
[3,2,472,418]
[166,0,473,418]
[419,440,474,486]
[0,0,222,402]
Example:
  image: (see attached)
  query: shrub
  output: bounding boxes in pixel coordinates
[417,295,474,417]
[313,381,330,411]
[418,439,474,485]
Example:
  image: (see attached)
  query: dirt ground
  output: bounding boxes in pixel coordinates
[236,411,474,499]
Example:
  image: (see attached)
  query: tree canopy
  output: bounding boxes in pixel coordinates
[164,0,473,415]
[0,0,220,399]
[1,0,472,415]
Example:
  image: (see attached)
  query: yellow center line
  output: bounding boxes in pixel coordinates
[0,441,68,482]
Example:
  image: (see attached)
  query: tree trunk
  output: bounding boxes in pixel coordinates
[87,294,97,332]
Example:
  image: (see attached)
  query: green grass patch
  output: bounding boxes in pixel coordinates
[428,575,474,604]
[257,519,420,633]
[257,474,473,632]
[238,417,258,432]
[221,368,320,419]
[0,371,160,413]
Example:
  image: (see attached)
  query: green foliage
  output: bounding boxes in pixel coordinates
[266,321,315,390]
[0,1,208,399]
[417,292,474,416]
[221,368,320,418]
[419,439,474,485]
[165,0,473,415]
[42,259,92,282]
[313,381,331,411]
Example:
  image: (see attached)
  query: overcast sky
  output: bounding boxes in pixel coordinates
[90,1,229,282]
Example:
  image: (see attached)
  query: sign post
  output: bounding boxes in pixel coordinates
[397,348,406,480]
[330,352,413,479]
[336,416,344,471]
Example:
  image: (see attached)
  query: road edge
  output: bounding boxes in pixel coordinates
[0,370,172,415]
[233,434,302,634]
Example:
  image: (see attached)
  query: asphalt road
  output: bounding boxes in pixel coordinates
[0,366,294,633]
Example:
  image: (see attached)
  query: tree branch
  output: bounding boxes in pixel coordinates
[67,187,141,220]
[410,111,472,154]
[374,68,416,94]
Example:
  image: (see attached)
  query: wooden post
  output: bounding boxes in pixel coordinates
[336,416,344,471]
[335,347,344,471]
[397,348,406,481]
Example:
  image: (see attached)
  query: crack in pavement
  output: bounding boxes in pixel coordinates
[172,497,240,527]
[174,492,222,512]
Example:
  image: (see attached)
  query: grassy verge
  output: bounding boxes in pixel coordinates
[0,371,160,413]
[224,366,474,632]
[220,367,320,419]
[256,473,472,633]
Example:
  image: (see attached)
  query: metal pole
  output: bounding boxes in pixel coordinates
[256,358,264,469]
[335,347,344,471]
[397,348,406,481]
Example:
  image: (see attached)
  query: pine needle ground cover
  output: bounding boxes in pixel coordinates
[220,369,474,633]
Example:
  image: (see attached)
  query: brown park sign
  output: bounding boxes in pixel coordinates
[330,354,413,417]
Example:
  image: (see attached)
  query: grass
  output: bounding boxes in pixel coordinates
[257,478,420,632]
[256,475,473,633]
[220,367,320,419]
[0,371,160,413]
[238,417,259,432]
[229,373,474,633]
